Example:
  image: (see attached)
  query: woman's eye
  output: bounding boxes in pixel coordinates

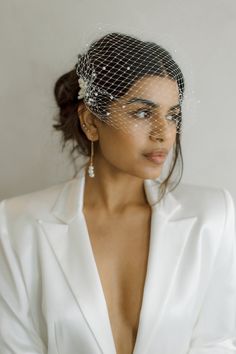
[166,113,181,123]
[130,109,181,122]
[132,109,152,119]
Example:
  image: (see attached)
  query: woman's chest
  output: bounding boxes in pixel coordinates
[83,207,152,353]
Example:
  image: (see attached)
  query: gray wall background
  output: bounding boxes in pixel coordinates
[0,0,235,202]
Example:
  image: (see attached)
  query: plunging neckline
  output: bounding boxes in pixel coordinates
[78,165,157,354]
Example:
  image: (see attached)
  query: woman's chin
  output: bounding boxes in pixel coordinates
[138,156,165,179]
[136,166,163,181]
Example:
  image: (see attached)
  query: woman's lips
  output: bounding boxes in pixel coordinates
[144,153,167,164]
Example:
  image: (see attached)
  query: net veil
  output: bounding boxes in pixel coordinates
[75,32,185,139]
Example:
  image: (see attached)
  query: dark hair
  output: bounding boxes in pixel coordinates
[53,32,184,199]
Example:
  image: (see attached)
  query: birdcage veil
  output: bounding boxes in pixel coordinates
[75,25,199,140]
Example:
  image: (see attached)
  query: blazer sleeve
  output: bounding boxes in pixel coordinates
[187,189,236,354]
[0,200,47,354]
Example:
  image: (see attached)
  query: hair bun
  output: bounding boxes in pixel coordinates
[54,69,78,110]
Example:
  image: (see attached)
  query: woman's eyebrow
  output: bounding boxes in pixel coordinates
[126,97,181,110]
[126,97,158,108]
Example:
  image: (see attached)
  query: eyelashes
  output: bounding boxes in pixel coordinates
[131,108,152,119]
[130,108,182,123]
[166,113,182,123]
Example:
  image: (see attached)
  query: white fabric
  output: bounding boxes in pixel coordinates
[0,164,236,354]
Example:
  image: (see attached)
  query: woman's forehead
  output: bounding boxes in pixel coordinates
[119,76,180,109]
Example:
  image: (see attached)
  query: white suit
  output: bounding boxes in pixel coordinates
[0,164,236,354]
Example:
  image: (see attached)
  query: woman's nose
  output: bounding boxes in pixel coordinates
[150,132,165,142]
[149,119,167,142]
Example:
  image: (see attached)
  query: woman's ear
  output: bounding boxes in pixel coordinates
[77,103,99,141]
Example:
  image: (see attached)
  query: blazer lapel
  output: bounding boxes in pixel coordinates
[133,180,197,354]
[37,166,197,354]
[37,165,117,354]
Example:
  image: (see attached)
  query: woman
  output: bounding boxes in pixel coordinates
[0,32,236,354]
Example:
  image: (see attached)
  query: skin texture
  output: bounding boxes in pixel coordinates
[77,76,180,354]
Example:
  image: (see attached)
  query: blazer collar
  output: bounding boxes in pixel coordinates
[51,163,182,224]
[39,164,194,354]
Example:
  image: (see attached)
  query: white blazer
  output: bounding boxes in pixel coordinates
[0,164,236,354]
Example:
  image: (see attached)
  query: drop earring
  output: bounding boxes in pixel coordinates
[81,122,95,178]
[88,140,95,178]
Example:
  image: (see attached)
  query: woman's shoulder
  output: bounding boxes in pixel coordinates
[0,177,76,226]
[170,181,235,221]
[0,165,87,221]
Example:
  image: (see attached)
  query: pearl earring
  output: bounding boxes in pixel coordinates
[81,123,95,178]
[88,140,95,178]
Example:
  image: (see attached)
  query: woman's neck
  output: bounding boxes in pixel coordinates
[83,155,149,214]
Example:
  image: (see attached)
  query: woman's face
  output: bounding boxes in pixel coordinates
[84,76,180,180]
